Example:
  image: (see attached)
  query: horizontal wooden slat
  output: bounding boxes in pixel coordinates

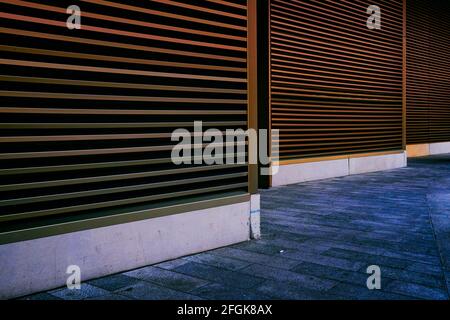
[0,108,247,115]
[0,59,246,83]
[0,141,247,160]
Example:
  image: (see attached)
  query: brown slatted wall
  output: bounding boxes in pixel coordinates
[406,0,450,144]
[0,0,249,237]
[269,0,404,160]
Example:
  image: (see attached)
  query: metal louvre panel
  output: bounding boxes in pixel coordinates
[270,0,404,160]
[0,0,249,233]
[406,0,450,144]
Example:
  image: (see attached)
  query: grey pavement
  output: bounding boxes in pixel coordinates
[22,154,450,300]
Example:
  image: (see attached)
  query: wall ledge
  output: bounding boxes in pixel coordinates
[272,151,407,187]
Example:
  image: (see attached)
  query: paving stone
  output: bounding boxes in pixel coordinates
[88,274,141,291]
[357,265,445,289]
[239,264,337,292]
[173,262,265,289]
[124,266,209,292]
[117,282,202,300]
[332,241,442,266]
[20,292,62,300]
[232,240,293,256]
[261,229,311,243]
[254,280,342,300]
[445,272,450,293]
[190,283,272,300]
[283,251,365,272]
[182,252,252,271]
[323,248,412,269]
[384,281,449,300]
[255,238,332,255]
[405,262,446,277]
[153,259,190,270]
[327,283,413,300]
[49,283,110,300]
[85,293,132,300]
[210,247,302,270]
[292,262,374,287]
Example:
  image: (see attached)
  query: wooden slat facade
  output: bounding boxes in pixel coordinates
[406,0,450,144]
[0,0,250,239]
[268,0,404,160]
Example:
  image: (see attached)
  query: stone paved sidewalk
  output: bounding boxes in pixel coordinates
[23,155,450,300]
